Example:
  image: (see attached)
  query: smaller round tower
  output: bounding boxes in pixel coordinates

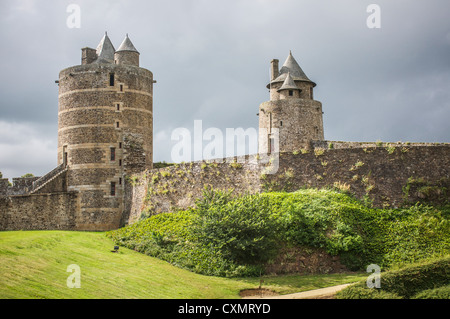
[114,34,140,66]
[259,51,324,153]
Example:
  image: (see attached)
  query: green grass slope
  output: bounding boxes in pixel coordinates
[0,231,252,299]
[0,230,365,299]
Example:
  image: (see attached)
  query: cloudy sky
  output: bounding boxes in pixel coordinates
[0,0,449,179]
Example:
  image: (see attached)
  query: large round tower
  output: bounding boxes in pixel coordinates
[259,51,324,153]
[57,33,153,231]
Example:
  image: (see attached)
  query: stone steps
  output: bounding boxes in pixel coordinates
[30,166,68,194]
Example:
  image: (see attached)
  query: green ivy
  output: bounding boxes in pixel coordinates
[107,188,450,277]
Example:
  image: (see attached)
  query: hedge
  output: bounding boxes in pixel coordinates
[336,257,450,299]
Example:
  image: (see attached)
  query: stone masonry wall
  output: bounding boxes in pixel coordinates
[263,144,449,208]
[124,155,262,225]
[0,192,79,231]
[259,98,324,153]
[0,177,41,196]
[125,144,449,224]
[1,144,447,230]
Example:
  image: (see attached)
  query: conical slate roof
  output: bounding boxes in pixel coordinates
[277,72,300,92]
[269,51,316,87]
[117,34,139,53]
[95,32,115,63]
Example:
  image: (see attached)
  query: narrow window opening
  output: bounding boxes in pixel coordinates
[116,104,120,111]
[119,177,122,185]
[269,137,275,154]
[110,147,116,161]
[119,159,122,167]
[110,182,116,196]
[109,73,115,86]
[119,84,123,92]
[62,145,68,167]
[116,122,120,128]
[119,142,122,149]
[269,112,272,134]
[280,121,283,127]
[288,90,293,96]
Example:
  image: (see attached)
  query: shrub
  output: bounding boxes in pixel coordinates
[107,188,450,277]
[379,257,450,298]
[412,285,450,299]
[336,286,401,299]
[193,188,279,265]
[337,257,450,299]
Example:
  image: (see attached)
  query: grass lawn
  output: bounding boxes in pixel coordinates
[0,231,365,299]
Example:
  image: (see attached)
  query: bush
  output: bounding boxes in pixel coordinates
[107,188,450,277]
[337,257,450,299]
[193,188,279,265]
[336,286,401,299]
[380,257,450,298]
[412,285,450,299]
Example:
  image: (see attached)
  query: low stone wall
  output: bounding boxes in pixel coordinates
[264,246,348,275]
[0,192,79,231]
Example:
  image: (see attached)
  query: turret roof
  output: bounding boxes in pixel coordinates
[277,72,300,92]
[95,32,115,63]
[117,34,139,53]
[269,51,316,87]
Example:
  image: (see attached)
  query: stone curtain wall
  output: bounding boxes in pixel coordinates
[124,155,262,225]
[126,144,449,223]
[1,144,448,230]
[263,144,449,208]
[0,192,79,231]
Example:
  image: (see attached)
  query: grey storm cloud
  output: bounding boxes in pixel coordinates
[0,0,449,178]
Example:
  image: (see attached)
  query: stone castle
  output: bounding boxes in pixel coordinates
[1,34,448,231]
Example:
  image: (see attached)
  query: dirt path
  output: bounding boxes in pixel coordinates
[242,283,355,299]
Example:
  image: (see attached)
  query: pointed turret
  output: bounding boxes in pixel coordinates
[277,72,301,99]
[277,72,299,92]
[95,32,115,63]
[259,51,324,153]
[114,34,140,66]
[117,34,139,53]
[268,51,316,88]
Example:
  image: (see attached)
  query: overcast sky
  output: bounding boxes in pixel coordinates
[0,0,449,178]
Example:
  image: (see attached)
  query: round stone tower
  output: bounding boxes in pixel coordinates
[57,33,153,231]
[259,51,324,153]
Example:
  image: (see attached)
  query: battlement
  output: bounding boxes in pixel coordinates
[0,177,41,197]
